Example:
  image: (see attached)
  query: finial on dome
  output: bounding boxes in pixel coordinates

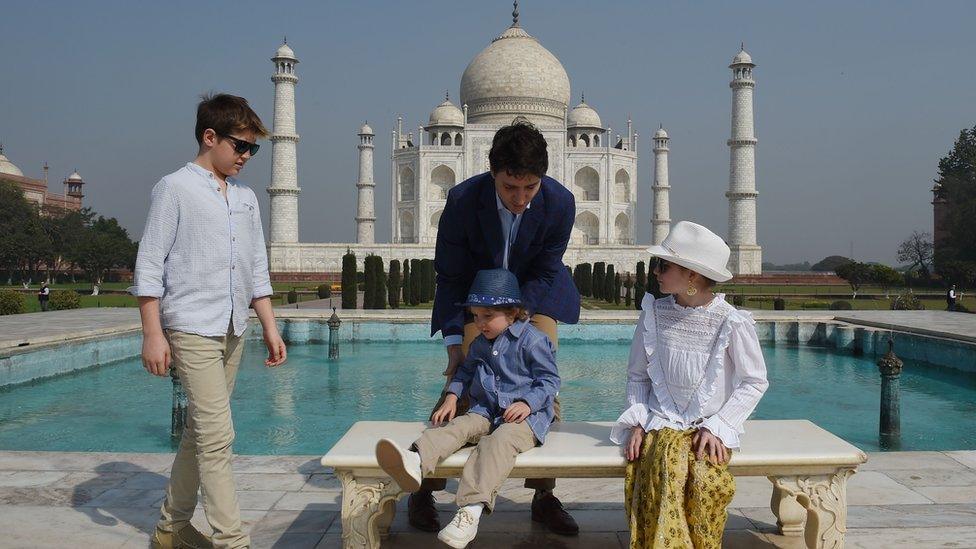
[580,91,585,103]
[445,90,450,101]
[740,41,745,51]
[660,123,663,129]
[0,142,4,154]
[512,1,520,27]
[284,36,288,44]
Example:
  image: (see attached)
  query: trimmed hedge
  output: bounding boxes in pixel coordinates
[50,290,81,310]
[0,290,25,315]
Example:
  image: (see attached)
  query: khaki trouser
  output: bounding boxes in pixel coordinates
[414,413,537,512]
[422,314,559,492]
[157,323,248,549]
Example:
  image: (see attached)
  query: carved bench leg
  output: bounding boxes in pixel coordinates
[376,498,396,539]
[768,479,806,537]
[771,469,855,549]
[337,472,406,549]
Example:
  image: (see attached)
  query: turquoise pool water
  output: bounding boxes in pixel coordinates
[1,340,973,454]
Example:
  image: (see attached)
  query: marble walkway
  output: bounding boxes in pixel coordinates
[0,450,974,548]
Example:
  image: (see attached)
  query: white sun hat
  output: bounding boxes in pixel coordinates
[646,221,734,282]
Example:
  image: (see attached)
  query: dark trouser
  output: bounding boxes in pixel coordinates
[422,314,559,492]
[40,301,49,312]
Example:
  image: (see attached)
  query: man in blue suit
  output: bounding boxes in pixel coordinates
[409,121,581,536]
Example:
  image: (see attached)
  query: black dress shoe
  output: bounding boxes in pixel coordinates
[408,490,441,532]
[531,492,579,536]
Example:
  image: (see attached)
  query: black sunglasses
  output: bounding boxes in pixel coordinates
[219,134,260,156]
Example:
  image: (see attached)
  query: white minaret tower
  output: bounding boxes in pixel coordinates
[651,125,671,245]
[726,44,762,275]
[356,122,376,244]
[267,39,301,244]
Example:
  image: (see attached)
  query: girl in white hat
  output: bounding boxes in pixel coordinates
[611,221,768,548]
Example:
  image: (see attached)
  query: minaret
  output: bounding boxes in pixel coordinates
[356,122,376,244]
[267,39,301,243]
[651,126,671,245]
[726,44,762,275]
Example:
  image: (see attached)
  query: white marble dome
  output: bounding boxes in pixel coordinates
[654,127,669,139]
[459,24,570,126]
[428,98,464,127]
[359,122,374,135]
[275,42,296,59]
[731,48,753,65]
[0,147,24,177]
[567,100,602,129]
[67,171,83,181]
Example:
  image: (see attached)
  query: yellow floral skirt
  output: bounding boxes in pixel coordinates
[624,428,735,549]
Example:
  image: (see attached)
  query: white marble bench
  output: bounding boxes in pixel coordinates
[320,420,867,549]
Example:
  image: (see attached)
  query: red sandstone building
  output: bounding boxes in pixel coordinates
[0,144,85,212]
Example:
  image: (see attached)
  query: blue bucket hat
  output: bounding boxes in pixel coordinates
[456,268,523,308]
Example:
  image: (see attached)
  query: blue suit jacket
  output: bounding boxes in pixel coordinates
[431,172,581,339]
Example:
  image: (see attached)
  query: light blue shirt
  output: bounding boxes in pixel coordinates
[129,162,274,337]
[447,319,560,443]
[443,194,530,347]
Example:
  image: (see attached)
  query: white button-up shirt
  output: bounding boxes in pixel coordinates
[129,162,273,337]
[442,193,531,347]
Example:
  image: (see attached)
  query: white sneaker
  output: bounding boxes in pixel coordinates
[437,507,481,548]
[375,438,422,492]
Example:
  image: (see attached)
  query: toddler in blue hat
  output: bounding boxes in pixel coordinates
[376,268,561,548]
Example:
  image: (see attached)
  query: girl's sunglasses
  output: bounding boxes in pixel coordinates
[220,134,260,156]
[651,257,673,272]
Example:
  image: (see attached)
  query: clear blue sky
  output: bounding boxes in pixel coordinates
[2,0,974,265]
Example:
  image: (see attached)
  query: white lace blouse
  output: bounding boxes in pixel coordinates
[609,293,769,449]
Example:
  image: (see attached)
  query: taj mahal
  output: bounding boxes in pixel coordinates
[264,5,762,279]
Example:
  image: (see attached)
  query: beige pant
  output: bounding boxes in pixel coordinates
[157,324,248,549]
[423,314,559,493]
[414,413,537,512]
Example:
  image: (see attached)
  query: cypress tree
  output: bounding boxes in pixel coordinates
[624,273,633,307]
[613,272,622,305]
[605,264,615,303]
[388,260,401,309]
[634,261,647,309]
[593,262,606,299]
[341,250,357,309]
[410,259,422,305]
[374,256,387,309]
[580,263,593,297]
[402,259,411,305]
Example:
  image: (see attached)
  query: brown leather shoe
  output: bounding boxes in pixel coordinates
[175,524,214,549]
[531,492,579,536]
[407,490,441,532]
[150,524,213,549]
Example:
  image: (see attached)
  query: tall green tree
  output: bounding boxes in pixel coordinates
[410,259,422,305]
[402,259,412,305]
[341,250,357,309]
[593,262,606,300]
[634,261,646,309]
[835,261,873,299]
[605,264,615,303]
[388,259,401,309]
[934,125,976,278]
[420,259,434,302]
[71,216,136,287]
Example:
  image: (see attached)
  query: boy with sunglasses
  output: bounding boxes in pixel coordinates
[131,93,287,549]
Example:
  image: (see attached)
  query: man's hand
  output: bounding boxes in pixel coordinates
[626,426,645,461]
[442,344,463,376]
[503,401,531,423]
[142,332,171,377]
[693,428,731,464]
[432,393,458,426]
[263,328,287,367]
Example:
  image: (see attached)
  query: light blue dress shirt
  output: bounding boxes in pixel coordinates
[443,194,530,347]
[447,319,560,443]
[129,162,274,337]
